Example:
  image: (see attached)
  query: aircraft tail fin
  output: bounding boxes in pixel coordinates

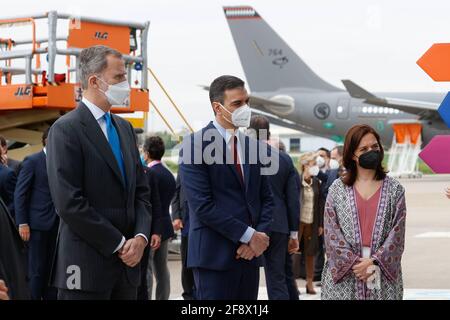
[223,6,341,92]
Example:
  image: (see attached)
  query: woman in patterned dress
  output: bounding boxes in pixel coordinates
[321,124,406,300]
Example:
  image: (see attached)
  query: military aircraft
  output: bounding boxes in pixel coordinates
[222,6,449,145]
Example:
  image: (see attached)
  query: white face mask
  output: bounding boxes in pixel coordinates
[308,165,320,177]
[329,159,340,170]
[219,103,252,128]
[316,156,326,168]
[97,77,131,106]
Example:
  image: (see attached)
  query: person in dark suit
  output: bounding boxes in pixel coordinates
[314,147,340,282]
[46,45,152,300]
[137,161,163,300]
[179,75,274,300]
[142,136,176,300]
[0,163,17,219]
[0,136,21,174]
[14,128,59,300]
[171,174,194,300]
[247,115,300,300]
[0,197,30,300]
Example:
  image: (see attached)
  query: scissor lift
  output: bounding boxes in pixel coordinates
[0,11,150,159]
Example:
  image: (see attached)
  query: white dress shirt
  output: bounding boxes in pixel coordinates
[82,98,108,140]
[212,120,255,244]
[82,98,148,253]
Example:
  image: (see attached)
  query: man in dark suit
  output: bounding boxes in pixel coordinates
[46,45,152,300]
[142,136,175,300]
[248,115,300,300]
[179,75,274,300]
[14,128,59,300]
[171,174,194,300]
[137,162,162,300]
[314,147,340,281]
[0,163,17,219]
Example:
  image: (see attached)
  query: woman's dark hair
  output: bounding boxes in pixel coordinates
[143,136,165,161]
[342,124,387,186]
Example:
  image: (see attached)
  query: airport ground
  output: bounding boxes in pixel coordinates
[164,175,450,300]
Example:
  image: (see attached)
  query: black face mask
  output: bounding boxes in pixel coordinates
[358,150,382,170]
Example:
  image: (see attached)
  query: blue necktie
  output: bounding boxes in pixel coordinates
[104,112,126,185]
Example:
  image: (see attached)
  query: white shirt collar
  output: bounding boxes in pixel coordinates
[212,120,239,145]
[147,160,162,168]
[82,97,108,121]
[43,147,47,155]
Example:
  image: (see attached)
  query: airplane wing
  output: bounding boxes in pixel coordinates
[342,80,441,119]
[248,110,314,132]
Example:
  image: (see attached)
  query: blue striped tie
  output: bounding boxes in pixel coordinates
[104,112,126,185]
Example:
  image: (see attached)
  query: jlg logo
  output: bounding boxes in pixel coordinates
[94,32,109,40]
[14,86,32,97]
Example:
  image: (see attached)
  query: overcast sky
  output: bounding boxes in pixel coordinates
[3,0,450,132]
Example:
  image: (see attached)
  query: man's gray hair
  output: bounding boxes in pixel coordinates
[79,45,123,89]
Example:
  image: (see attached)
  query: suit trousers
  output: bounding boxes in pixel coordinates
[28,221,58,300]
[192,260,260,300]
[147,239,170,300]
[263,232,299,300]
[180,235,195,300]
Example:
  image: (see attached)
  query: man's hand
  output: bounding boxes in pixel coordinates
[0,280,10,300]
[249,232,270,257]
[19,225,30,242]
[318,227,324,237]
[352,258,374,282]
[118,236,147,268]
[288,238,299,254]
[1,153,7,166]
[235,244,256,261]
[172,219,183,231]
[445,187,450,199]
[150,234,161,250]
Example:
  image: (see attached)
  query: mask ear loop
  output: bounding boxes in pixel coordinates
[217,103,234,126]
[95,76,109,96]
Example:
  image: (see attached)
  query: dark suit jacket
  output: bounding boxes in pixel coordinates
[7,158,22,175]
[14,151,58,231]
[317,169,339,202]
[145,163,175,241]
[46,102,152,292]
[0,197,30,300]
[179,122,274,271]
[266,149,300,235]
[142,165,163,239]
[0,164,17,218]
[171,174,190,237]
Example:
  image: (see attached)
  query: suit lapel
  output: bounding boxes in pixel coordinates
[77,103,125,188]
